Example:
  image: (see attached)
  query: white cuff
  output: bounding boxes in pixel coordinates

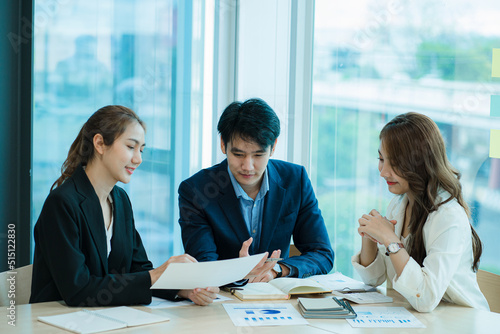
[351,248,387,287]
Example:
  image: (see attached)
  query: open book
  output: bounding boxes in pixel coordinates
[232,277,331,301]
[38,306,169,334]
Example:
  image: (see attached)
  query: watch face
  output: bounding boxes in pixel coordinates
[273,263,282,273]
[388,243,399,253]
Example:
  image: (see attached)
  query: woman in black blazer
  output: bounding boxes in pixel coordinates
[30,105,219,306]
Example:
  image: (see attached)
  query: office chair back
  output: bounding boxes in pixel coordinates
[0,264,33,306]
[477,269,500,313]
[289,244,301,257]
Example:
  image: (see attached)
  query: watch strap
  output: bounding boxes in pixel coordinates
[273,263,282,278]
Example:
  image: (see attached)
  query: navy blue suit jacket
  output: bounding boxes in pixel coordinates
[30,165,176,306]
[179,159,334,278]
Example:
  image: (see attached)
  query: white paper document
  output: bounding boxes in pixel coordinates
[311,272,376,293]
[341,292,393,304]
[145,294,232,309]
[347,307,426,328]
[151,253,266,289]
[223,303,309,327]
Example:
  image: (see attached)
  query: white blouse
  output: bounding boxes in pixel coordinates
[105,195,114,257]
[352,191,489,312]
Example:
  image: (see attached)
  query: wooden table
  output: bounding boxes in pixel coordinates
[2,289,499,333]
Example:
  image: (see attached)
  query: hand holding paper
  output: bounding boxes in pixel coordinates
[151,253,267,289]
[240,237,282,282]
[178,287,220,306]
[149,253,198,285]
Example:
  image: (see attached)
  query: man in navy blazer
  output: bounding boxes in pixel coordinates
[179,98,334,281]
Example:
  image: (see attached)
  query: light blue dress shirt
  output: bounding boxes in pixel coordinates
[227,166,297,277]
[227,166,269,254]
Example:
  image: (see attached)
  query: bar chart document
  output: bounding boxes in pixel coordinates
[347,307,426,328]
[223,303,308,327]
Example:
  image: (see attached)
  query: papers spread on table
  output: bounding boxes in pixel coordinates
[309,272,392,305]
[347,306,426,328]
[151,253,266,289]
[341,291,393,304]
[145,294,232,309]
[223,303,308,327]
[37,306,169,334]
[232,277,331,301]
[310,272,376,293]
[298,297,357,319]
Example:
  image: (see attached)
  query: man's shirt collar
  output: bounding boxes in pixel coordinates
[227,165,269,201]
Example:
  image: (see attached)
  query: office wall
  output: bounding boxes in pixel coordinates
[0,0,32,272]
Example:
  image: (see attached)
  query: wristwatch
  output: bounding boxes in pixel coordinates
[385,242,404,256]
[272,263,282,278]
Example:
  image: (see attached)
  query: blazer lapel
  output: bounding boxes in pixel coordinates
[216,160,251,245]
[74,166,109,273]
[259,161,285,253]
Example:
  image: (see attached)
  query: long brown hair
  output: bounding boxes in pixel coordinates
[52,105,145,190]
[380,112,482,271]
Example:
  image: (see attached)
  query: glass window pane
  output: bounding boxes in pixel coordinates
[33,0,209,266]
[312,0,500,276]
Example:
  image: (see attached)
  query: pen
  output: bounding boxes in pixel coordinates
[265,258,283,262]
[332,297,343,306]
[341,288,366,293]
[343,299,357,318]
[221,287,243,294]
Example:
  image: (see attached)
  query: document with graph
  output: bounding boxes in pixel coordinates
[223,303,308,327]
[347,306,426,328]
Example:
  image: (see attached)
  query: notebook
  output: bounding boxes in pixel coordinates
[298,297,357,319]
[37,306,169,334]
[298,296,345,311]
[232,277,331,301]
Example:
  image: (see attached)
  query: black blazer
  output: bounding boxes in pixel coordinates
[30,165,175,306]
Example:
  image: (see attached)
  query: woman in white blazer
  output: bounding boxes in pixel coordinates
[352,112,489,312]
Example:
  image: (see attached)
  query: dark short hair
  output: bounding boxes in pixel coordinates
[217,98,280,150]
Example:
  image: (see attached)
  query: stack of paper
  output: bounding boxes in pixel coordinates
[298,297,357,319]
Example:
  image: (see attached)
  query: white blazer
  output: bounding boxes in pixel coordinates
[352,191,489,312]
